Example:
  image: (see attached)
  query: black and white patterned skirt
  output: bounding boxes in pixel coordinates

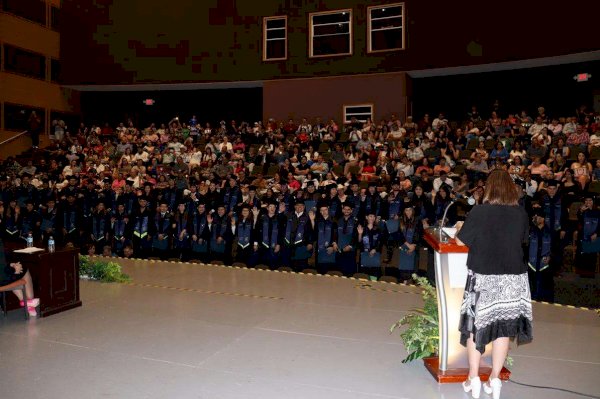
[459,270,533,354]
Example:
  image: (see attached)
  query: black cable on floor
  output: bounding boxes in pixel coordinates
[508,379,600,399]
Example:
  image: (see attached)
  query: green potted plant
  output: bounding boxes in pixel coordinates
[79,255,131,283]
[390,274,439,363]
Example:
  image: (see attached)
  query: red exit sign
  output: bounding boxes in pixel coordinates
[143,99,155,105]
[574,73,592,82]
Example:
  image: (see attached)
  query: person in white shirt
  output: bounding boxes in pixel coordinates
[190,149,203,167]
[432,113,448,131]
[588,132,600,151]
[528,116,547,136]
[296,118,312,134]
[433,170,454,193]
[406,142,424,163]
[395,156,414,177]
[563,117,578,135]
[133,148,149,163]
[547,118,563,135]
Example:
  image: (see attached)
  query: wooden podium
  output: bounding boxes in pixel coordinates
[423,228,509,383]
[8,246,82,318]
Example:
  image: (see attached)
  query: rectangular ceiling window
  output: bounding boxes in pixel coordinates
[263,16,287,61]
[310,9,352,58]
[368,3,405,53]
[344,104,373,124]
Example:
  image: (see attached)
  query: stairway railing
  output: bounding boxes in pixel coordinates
[0,130,29,146]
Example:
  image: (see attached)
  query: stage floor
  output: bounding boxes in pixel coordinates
[1,258,598,399]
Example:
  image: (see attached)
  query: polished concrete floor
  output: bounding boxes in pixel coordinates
[1,258,599,399]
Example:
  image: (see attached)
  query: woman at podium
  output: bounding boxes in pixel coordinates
[455,170,533,399]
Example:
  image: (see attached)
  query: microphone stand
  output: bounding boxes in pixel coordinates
[439,199,457,242]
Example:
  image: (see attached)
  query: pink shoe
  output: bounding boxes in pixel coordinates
[27,306,37,317]
[19,299,40,307]
[27,298,40,308]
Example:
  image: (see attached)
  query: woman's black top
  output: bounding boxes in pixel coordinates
[457,204,529,275]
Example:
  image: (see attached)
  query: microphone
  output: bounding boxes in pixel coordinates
[452,192,476,206]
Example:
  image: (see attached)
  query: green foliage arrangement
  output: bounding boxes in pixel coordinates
[79,255,131,283]
[390,274,439,363]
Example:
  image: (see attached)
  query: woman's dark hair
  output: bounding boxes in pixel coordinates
[483,169,519,206]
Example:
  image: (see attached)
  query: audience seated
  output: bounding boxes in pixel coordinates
[2,106,599,300]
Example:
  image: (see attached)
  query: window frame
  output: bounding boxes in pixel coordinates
[343,104,374,125]
[309,9,353,59]
[367,3,406,54]
[3,43,47,81]
[262,15,288,62]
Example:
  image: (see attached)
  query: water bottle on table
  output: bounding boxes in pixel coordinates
[48,236,55,253]
[26,233,34,248]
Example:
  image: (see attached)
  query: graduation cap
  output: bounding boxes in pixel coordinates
[143,181,154,188]
[546,179,559,187]
[137,195,149,202]
[248,185,257,192]
[342,201,354,209]
[581,192,596,201]
[68,175,79,181]
[265,198,278,206]
[294,199,305,206]
[317,200,329,209]
[66,192,77,198]
[125,180,135,186]
[532,208,546,218]
[368,181,378,188]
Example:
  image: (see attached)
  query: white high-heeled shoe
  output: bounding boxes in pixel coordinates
[462,376,481,399]
[483,377,502,399]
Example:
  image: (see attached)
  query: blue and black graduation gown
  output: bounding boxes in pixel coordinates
[20,208,41,240]
[209,214,233,263]
[121,192,138,216]
[162,188,178,211]
[16,183,37,208]
[412,193,434,226]
[172,211,191,257]
[383,194,404,259]
[433,196,456,226]
[359,193,381,221]
[88,210,110,252]
[234,217,257,266]
[110,211,129,254]
[346,193,361,219]
[315,217,337,274]
[222,186,241,213]
[190,212,210,259]
[398,219,419,272]
[3,208,21,241]
[258,213,285,268]
[576,208,600,274]
[81,189,98,222]
[153,211,173,257]
[336,215,358,275]
[40,205,58,240]
[540,193,567,269]
[130,207,154,256]
[38,187,57,206]
[360,226,383,269]
[528,223,554,301]
[284,212,313,269]
[326,197,342,220]
[58,203,82,246]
